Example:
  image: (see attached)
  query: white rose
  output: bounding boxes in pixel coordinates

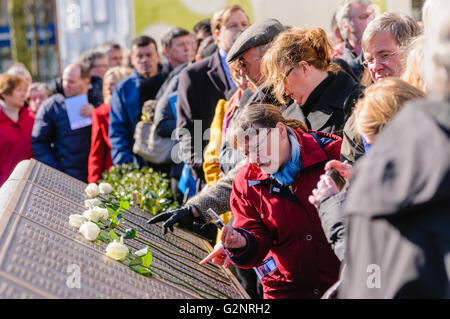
[85,198,101,209]
[69,214,87,229]
[99,182,113,195]
[79,222,100,241]
[85,183,100,198]
[83,209,101,223]
[134,246,148,257]
[105,238,129,261]
[93,206,110,220]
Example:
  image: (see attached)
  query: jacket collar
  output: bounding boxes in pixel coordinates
[307,70,358,131]
[207,49,231,94]
[130,69,143,87]
[245,129,335,182]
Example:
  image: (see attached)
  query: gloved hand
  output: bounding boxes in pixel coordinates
[147,207,194,234]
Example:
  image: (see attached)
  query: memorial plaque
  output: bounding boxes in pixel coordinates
[0,160,249,299]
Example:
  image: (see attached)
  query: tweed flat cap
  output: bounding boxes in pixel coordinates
[226,18,285,63]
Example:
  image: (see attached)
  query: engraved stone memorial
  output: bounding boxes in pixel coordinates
[0,160,249,299]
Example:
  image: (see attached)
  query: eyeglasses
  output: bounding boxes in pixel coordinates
[246,128,272,157]
[283,67,294,81]
[362,51,398,69]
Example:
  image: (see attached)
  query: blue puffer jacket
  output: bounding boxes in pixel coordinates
[32,94,91,182]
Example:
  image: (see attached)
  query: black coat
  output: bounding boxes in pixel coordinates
[88,76,104,107]
[298,70,363,137]
[339,98,450,298]
[339,43,364,81]
[176,49,233,182]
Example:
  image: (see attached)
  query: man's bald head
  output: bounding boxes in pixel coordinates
[62,62,91,97]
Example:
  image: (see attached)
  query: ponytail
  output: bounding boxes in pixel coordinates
[285,118,308,132]
[305,28,332,68]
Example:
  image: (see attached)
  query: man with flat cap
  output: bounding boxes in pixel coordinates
[149,18,293,299]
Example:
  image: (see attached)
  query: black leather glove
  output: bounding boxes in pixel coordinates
[147,207,194,234]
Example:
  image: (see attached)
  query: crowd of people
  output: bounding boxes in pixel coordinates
[1,0,449,299]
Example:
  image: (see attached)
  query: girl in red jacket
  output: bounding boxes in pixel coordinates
[202,103,342,299]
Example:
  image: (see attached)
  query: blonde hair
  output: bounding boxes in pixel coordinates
[354,78,425,137]
[402,35,425,90]
[261,27,340,105]
[228,102,308,151]
[102,66,133,104]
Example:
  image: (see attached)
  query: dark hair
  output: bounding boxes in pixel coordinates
[80,49,107,70]
[193,19,211,35]
[160,27,191,48]
[131,35,158,51]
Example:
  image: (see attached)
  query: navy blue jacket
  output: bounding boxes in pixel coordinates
[32,94,91,182]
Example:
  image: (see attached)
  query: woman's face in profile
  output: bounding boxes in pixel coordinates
[283,62,316,106]
[3,84,27,109]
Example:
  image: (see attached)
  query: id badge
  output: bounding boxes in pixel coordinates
[253,256,277,280]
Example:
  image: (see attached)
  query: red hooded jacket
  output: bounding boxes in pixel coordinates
[227,129,342,299]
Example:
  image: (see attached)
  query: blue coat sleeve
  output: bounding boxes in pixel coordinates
[109,86,137,165]
[31,101,62,170]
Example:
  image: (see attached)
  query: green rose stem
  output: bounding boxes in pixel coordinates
[96,195,235,296]
[121,215,210,262]
[99,196,209,255]
[126,211,209,255]
[96,200,222,277]
[122,238,230,299]
[115,227,232,298]
[115,225,230,285]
